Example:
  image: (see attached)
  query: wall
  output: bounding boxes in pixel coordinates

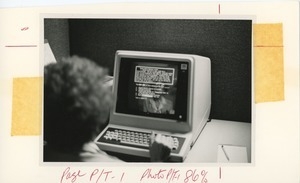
[44,19,70,61]
[67,19,252,123]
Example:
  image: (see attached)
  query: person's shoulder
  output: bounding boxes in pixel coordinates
[44,145,80,162]
[44,142,123,162]
[79,151,122,162]
[79,142,123,162]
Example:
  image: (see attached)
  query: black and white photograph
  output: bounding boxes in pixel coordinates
[0,1,299,183]
[43,17,252,163]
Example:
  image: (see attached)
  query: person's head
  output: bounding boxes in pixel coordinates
[44,56,112,152]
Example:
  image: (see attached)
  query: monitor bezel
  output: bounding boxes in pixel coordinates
[109,50,195,133]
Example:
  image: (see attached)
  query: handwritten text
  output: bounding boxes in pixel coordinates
[60,167,124,183]
[60,167,208,183]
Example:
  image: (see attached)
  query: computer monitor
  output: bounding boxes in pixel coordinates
[95,50,211,161]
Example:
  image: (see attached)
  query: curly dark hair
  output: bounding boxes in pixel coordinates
[44,56,112,152]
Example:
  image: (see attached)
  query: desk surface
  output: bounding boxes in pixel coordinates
[104,119,251,163]
[185,119,251,163]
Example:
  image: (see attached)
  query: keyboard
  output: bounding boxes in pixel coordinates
[97,127,185,154]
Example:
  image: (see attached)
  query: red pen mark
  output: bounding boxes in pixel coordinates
[219,167,221,179]
[218,4,220,14]
[5,45,37,47]
[60,167,86,183]
[21,27,29,31]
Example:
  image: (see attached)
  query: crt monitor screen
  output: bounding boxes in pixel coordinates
[115,57,189,122]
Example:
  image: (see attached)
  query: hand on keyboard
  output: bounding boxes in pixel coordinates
[149,132,173,162]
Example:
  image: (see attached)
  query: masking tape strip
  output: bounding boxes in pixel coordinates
[254,23,284,103]
[10,23,284,136]
[254,23,283,47]
[11,77,42,136]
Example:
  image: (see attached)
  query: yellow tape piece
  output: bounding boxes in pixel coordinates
[254,47,284,102]
[254,23,284,103]
[254,23,283,46]
[11,77,42,136]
